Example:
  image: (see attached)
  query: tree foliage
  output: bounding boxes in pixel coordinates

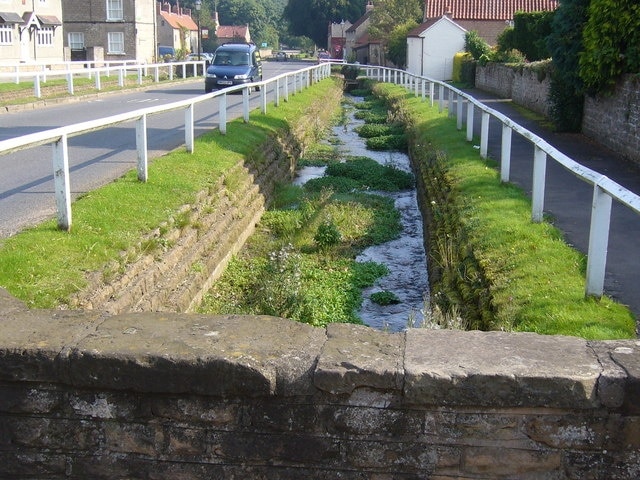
[498,11,554,61]
[546,0,588,131]
[579,0,640,93]
[386,20,418,68]
[283,0,364,47]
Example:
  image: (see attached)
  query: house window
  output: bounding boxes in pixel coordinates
[36,26,54,46]
[106,0,124,21]
[68,32,84,49]
[0,25,12,45]
[107,31,124,54]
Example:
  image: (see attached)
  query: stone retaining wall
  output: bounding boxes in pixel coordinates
[583,75,640,166]
[475,64,640,165]
[0,295,638,479]
[475,62,551,117]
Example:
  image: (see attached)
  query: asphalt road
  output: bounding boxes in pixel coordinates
[0,61,304,238]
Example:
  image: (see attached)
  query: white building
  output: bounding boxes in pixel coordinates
[0,0,63,63]
[406,15,466,81]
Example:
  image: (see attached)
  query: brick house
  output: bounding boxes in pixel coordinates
[422,0,558,45]
[0,0,63,63]
[61,0,156,63]
[343,1,384,65]
[406,0,559,80]
[211,11,250,45]
[157,1,198,58]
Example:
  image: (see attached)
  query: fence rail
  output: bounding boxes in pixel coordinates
[0,60,207,98]
[362,65,640,299]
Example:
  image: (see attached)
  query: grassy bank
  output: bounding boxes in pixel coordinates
[0,78,342,309]
[373,83,635,339]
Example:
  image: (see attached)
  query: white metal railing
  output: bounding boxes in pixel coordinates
[0,62,332,233]
[0,60,206,97]
[361,65,640,299]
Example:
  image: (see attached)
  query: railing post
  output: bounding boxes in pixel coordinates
[154,66,160,83]
[185,104,195,153]
[137,67,143,85]
[219,93,227,134]
[243,88,250,122]
[284,74,289,102]
[531,145,547,223]
[500,124,512,182]
[67,72,74,95]
[466,102,474,141]
[34,74,42,98]
[52,134,72,232]
[438,84,444,112]
[95,70,101,90]
[480,111,490,158]
[261,86,267,114]
[456,93,463,130]
[429,82,434,107]
[118,68,125,87]
[585,181,612,297]
[136,114,148,181]
[275,78,280,107]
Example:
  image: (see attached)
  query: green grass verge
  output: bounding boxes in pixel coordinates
[0,78,341,309]
[373,83,635,339]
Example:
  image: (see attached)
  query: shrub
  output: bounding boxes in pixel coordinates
[465,31,491,61]
[314,220,341,249]
[370,290,401,305]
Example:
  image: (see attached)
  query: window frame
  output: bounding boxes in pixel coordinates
[0,24,12,45]
[68,32,85,50]
[107,31,125,54]
[36,26,55,46]
[106,0,124,21]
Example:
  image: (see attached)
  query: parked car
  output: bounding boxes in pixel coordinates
[274,51,288,61]
[186,53,212,66]
[205,43,263,93]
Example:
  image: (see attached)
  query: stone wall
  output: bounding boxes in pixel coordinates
[475,65,640,165]
[0,292,639,479]
[583,75,640,166]
[475,62,551,117]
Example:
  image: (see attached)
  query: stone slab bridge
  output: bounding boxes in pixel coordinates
[0,288,638,479]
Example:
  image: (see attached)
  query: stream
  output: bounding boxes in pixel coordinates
[294,98,430,332]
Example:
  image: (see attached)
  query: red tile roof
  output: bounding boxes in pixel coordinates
[424,0,558,20]
[159,10,197,31]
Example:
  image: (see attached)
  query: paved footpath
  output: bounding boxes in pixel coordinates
[461,88,640,333]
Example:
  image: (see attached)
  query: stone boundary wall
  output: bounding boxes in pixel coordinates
[475,62,551,117]
[0,292,639,479]
[475,65,640,165]
[583,75,640,166]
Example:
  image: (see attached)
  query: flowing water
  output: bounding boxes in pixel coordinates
[294,100,430,332]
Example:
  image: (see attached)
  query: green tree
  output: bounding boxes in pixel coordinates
[546,0,588,131]
[579,0,640,93]
[386,20,418,68]
[368,0,422,64]
[284,0,364,47]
